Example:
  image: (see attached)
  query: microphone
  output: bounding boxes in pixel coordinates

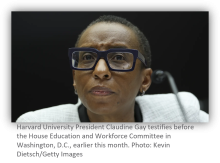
[151,70,188,122]
[151,70,166,84]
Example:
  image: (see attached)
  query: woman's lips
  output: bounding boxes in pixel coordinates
[89,86,114,96]
[91,91,113,96]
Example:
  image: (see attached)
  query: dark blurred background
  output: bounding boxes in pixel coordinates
[12,12,208,122]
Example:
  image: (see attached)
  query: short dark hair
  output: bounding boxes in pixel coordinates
[75,15,151,68]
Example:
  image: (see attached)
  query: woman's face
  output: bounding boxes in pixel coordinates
[74,22,152,117]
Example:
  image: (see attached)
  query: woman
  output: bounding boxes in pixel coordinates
[16,15,208,122]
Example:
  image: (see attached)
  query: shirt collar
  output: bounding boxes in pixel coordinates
[78,102,143,122]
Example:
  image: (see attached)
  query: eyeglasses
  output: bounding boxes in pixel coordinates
[68,48,147,72]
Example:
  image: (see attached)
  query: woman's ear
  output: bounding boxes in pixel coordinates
[72,70,76,87]
[140,68,152,93]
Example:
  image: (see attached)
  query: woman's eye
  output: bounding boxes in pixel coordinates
[83,54,94,60]
[113,55,125,60]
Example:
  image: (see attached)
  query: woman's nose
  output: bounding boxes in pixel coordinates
[92,59,111,80]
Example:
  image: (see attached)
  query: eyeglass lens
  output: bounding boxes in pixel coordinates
[72,51,134,70]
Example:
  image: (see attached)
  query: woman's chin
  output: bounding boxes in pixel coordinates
[86,103,118,115]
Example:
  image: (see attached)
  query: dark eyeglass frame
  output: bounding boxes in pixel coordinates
[68,48,147,72]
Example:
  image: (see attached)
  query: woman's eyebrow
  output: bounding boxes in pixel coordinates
[81,45,128,49]
[108,45,128,49]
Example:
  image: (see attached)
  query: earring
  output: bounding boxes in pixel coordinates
[141,90,145,96]
[74,88,78,95]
